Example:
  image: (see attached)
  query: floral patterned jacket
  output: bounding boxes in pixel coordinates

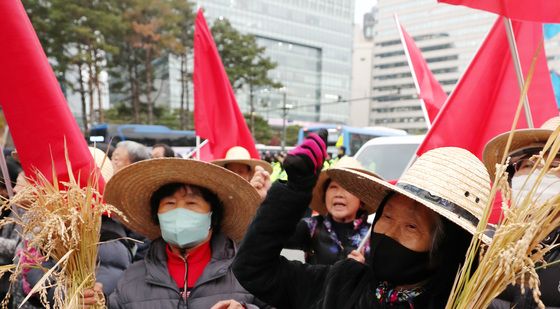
[285,211,371,265]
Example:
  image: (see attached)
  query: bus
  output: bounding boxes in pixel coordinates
[89,124,197,155]
[297,125,407,156]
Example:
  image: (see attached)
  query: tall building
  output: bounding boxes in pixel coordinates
[172,0,356,123]
[349,7,376,127]
[369,0,495,133]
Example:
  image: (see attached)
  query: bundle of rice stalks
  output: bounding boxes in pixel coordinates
[0,151,122,309]
[446,44,560,309]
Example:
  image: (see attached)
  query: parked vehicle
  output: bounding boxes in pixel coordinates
[297,125,406,156]
[354,135,424,180]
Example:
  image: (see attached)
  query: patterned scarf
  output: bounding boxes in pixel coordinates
[375,281,423,308]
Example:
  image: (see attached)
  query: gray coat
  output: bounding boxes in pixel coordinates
[108,233,264,309]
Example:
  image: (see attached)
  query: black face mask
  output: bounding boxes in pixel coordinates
[369,232,434,286]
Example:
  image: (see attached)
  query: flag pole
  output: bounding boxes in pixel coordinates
[195,136,201,160]
[394,13,432,129]
[503,17,535,128]
[185,139,209,159]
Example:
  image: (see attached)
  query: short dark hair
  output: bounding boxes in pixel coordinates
[153,144,175,158]
[149,183,224,233]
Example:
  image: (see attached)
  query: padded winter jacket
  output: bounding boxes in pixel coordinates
[108,233,264,309]
[233,182,455,309]
[489,227,560,309]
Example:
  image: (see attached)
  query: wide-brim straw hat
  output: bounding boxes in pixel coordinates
[483,116,560,177]
[328,147,493,244]
[311,156,382,215]
[212,146,273,174]
[89,147,113,182]
[104,158,261,243]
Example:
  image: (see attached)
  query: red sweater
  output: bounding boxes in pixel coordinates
[166,241,211,290]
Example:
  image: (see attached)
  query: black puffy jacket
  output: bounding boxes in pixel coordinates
[233,182,455,309]
[489,227,560,309]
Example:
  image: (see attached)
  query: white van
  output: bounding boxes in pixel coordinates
[353,135,425,180]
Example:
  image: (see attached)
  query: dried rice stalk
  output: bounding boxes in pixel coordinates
[0,146,123,309]
[446,42,560,309]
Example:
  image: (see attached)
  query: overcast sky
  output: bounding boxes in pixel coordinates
[354,0,377,24]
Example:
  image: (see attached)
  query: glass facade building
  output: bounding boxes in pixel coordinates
[178,0,355,123]
[369,0,495,133]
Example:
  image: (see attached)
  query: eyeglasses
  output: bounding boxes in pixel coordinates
[510,155,560,173]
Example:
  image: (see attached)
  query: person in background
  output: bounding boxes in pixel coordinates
[336,146,346,160]
[285,157,379,265]
[233,131,493,309]
[270,152,287,182]
[484,116,560,309]
[111,141,151,173]
[151,144,175,159]
[85,158,268,308]
[212,146,273,200]
[110,140,152,260]
[0,156,23,307]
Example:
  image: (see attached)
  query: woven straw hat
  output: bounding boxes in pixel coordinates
[311,157,382,215]
[328,147,493,243]
[483,116,560,177]
[104,158,261,243]
[212,146,273,175]
[89,147,113,182]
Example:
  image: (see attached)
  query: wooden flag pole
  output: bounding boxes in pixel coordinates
[503,17,535,128]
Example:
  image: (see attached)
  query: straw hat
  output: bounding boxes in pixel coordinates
[212,146,273,174]
[483,116,560,177]
[104,158,261,243]
[311,156,382,215]
[328,147,493,243]
[89,147,113,182]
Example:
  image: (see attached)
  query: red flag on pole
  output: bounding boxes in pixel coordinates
[416,18,558,159]
[193,9,258,161]
[396,18,447,125]
[0,1,102,190]
[438,0,560,23]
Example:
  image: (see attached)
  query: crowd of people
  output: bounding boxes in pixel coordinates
[0,119,559,308]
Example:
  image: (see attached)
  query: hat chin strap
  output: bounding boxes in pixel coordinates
[396,183,495,239]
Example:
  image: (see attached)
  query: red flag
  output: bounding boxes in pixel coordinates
[397,20,447,124]
[193,9,258,161]
[0,1,102,190]
[439,0,560,23]
[417,18,558,159]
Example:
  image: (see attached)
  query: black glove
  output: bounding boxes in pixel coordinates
[284,129,328,191]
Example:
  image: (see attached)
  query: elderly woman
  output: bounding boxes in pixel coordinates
[90,158,267,309]
[111,140,151,173]
[484,116,560,309]
[233,133,493,308]
[285,157,377,265]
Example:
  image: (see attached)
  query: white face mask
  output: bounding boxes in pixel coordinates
[511,171,560,206]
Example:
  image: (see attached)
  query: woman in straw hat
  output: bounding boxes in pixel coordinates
[89,158,267,309]
[284,157,379,265]
[484,116,560,309]
[212,146,273,200]
[233,131,493,309]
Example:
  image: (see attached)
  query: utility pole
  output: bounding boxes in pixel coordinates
[249,87,255,136]
[281,91,292,152]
